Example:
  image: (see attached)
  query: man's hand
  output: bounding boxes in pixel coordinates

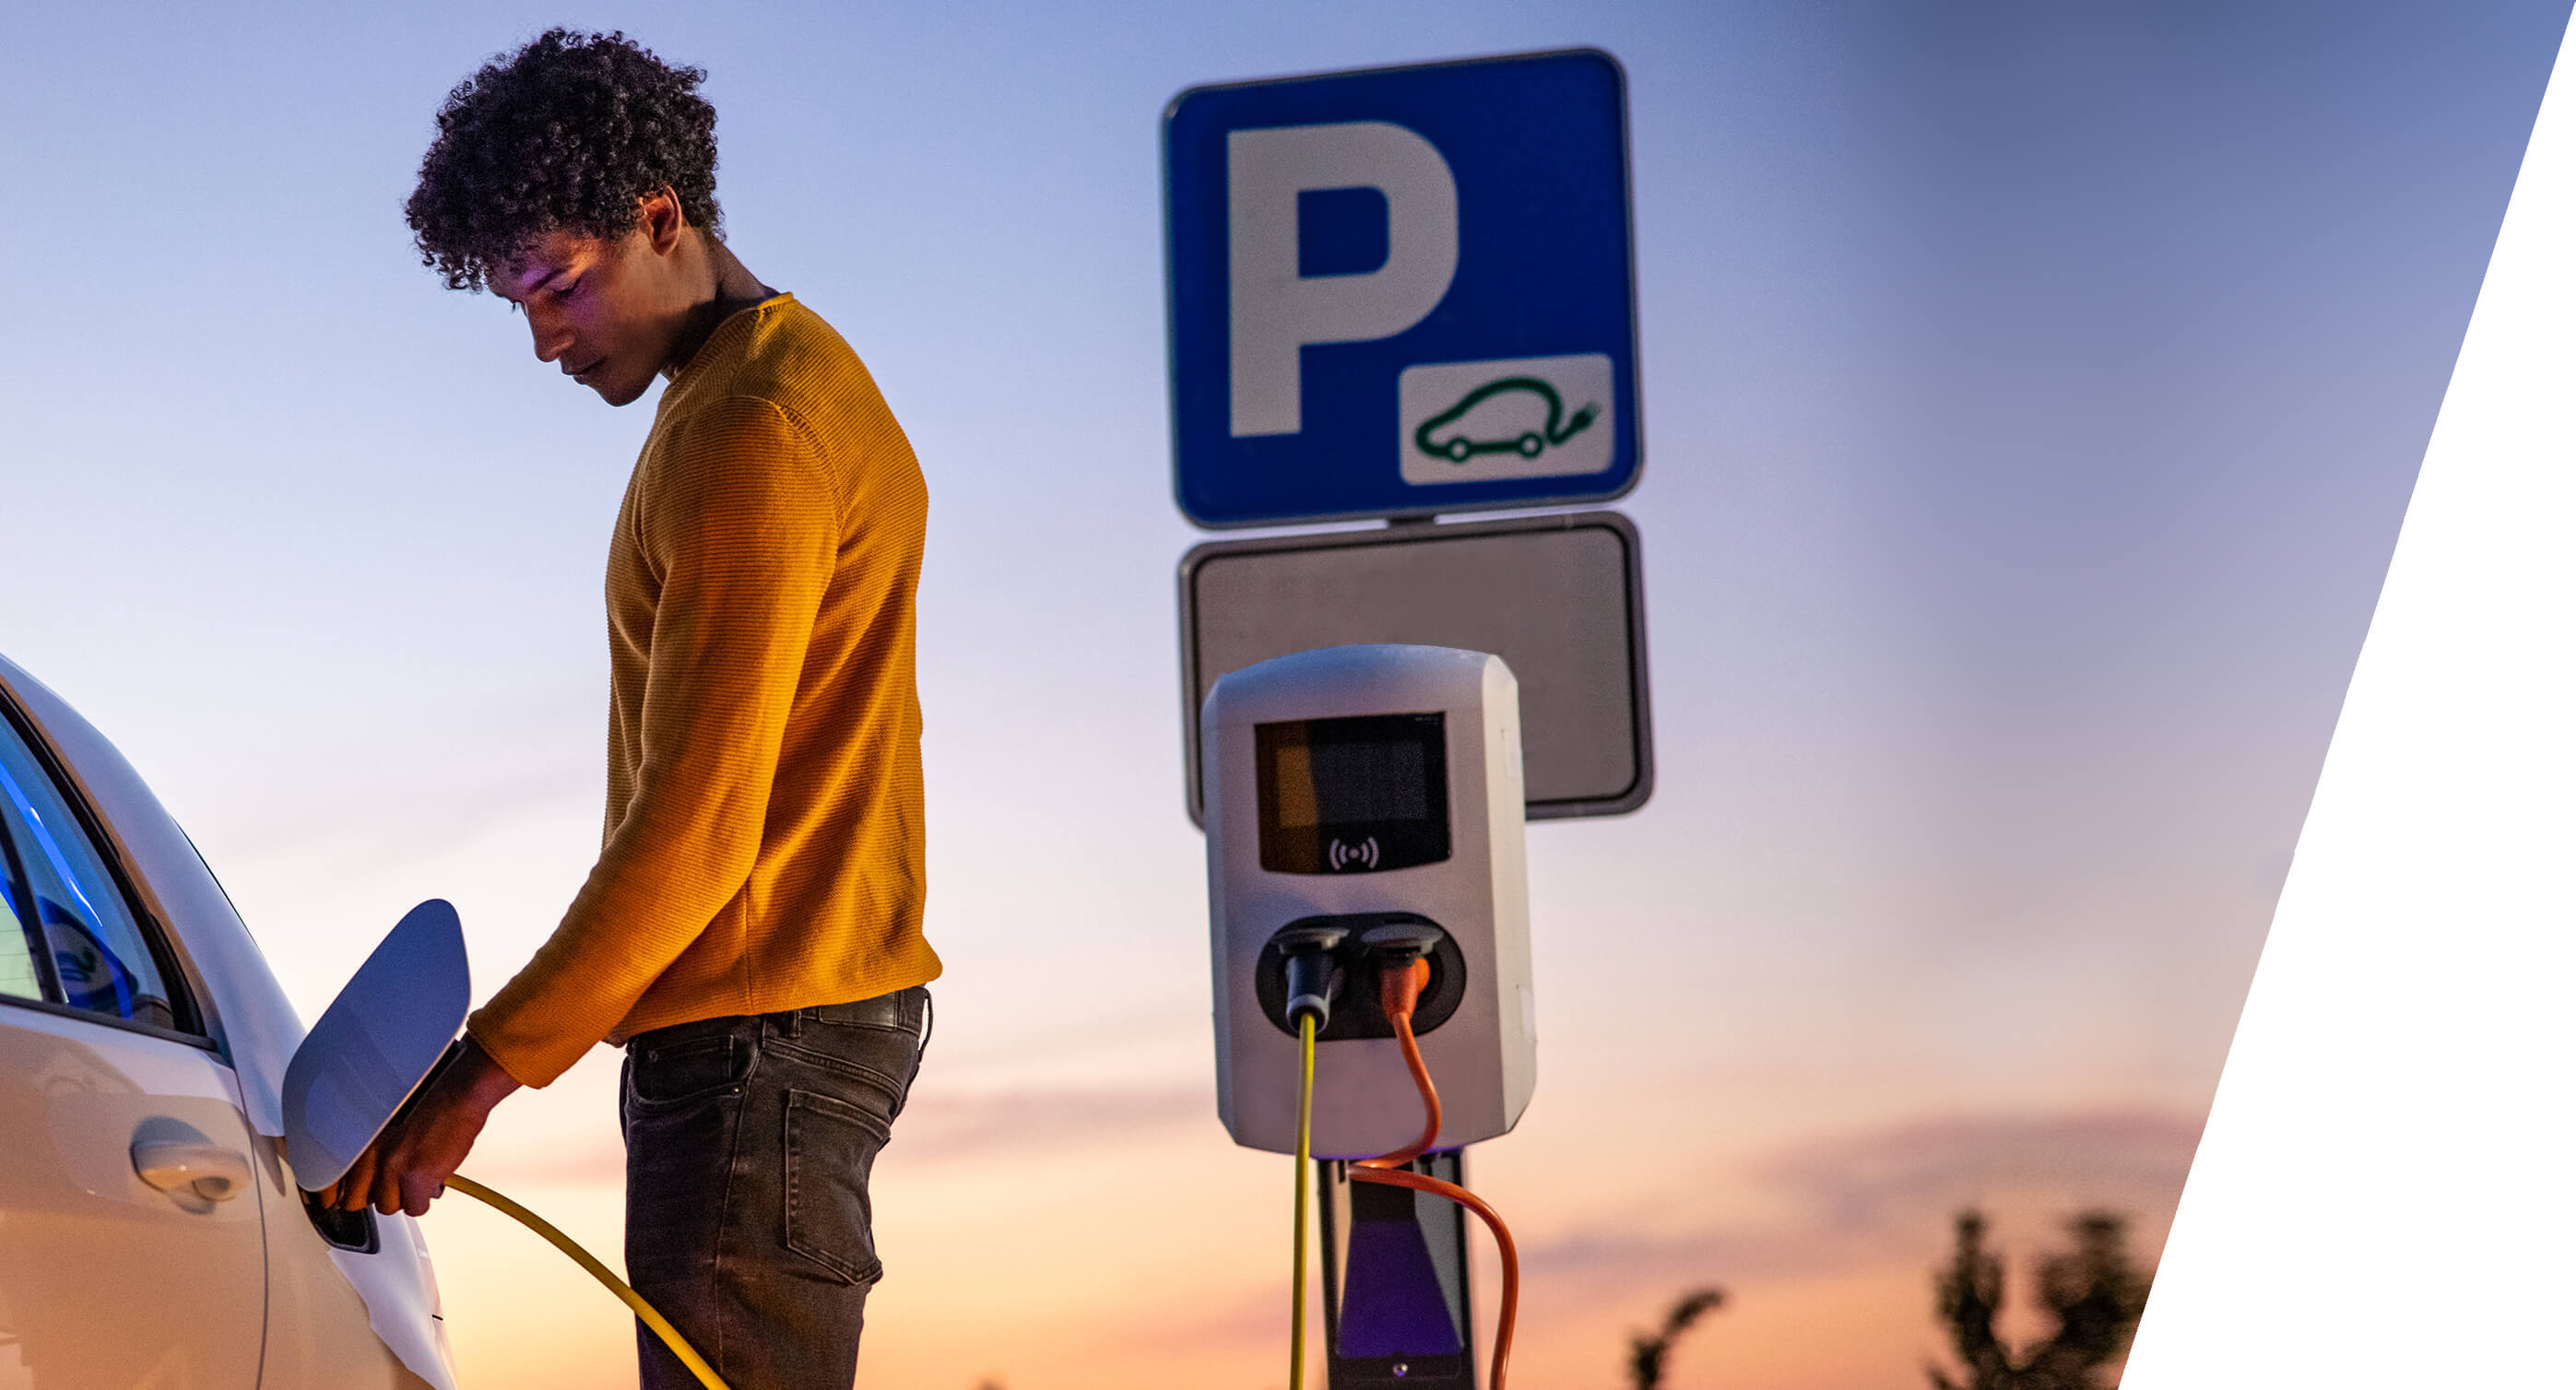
[322,1035,523,1218]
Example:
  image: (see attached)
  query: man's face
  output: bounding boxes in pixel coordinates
[494,224,686,407]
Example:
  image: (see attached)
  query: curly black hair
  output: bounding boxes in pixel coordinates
[406,29,722,292]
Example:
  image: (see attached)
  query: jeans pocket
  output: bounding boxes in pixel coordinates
[783,1088,892,1286]
[628,1033,748,1110]
[770,1027,920,1124]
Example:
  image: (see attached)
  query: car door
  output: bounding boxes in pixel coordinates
[0,703,266,1390]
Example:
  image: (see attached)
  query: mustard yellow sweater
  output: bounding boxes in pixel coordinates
[468,293,939,1089]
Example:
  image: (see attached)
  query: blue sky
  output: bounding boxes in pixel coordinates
[2,3,2563,1385]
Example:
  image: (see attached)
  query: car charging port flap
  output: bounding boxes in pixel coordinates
[1255,913,1465,1042]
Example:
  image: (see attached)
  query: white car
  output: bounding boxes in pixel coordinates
[0,652,453,1390]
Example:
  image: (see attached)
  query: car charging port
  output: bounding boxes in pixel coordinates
[1255,913,1465,1041]
[302,1187,380,1253]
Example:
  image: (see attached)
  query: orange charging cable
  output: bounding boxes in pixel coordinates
[1352,957,1521,1390]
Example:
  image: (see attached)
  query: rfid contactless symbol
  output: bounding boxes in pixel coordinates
[1412,376,1603,463]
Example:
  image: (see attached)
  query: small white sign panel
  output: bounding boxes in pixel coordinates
[1398,353,1616,485]
[1181,511,1651,821]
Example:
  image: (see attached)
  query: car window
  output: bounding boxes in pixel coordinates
[0,861,41,1002]
[0,711,187,1032]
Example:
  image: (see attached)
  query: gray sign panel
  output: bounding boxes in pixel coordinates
[1179,511,1651,822]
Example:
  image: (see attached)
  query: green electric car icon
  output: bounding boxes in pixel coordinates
[1412,376,1602,463]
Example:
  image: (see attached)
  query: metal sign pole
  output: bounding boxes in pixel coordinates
[1318,1151,1478,1390]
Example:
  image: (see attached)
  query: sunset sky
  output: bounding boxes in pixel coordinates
[3,2,2566,1387]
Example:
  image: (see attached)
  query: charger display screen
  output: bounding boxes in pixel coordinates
[1255,713,1450,874]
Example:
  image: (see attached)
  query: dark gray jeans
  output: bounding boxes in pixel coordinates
[621,987,930,1390]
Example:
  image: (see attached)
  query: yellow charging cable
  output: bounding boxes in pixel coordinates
[442,1174,732,1390]
[1289,1011,1319,1390]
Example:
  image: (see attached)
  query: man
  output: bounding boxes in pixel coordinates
[325,29,941,1389]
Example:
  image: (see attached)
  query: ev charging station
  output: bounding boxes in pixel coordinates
[1203,645,1535,1387]
[1204,643,1533,1160]
[1165,48,1647,1388]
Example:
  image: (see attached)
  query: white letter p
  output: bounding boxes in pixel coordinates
[1227,121,1459,438]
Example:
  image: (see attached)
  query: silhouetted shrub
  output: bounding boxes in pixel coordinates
[1629,1286,1727,1389]
[1929,1208,2150,1390]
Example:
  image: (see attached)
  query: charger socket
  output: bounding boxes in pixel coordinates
[1255,913,1466,1041]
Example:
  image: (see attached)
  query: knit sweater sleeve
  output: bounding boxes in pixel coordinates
[467,396,837,1087]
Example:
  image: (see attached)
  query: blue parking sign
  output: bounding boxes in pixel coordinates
[1165,50,1640,528]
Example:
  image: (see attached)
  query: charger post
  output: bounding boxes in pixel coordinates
[1203,644,1534,1388]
